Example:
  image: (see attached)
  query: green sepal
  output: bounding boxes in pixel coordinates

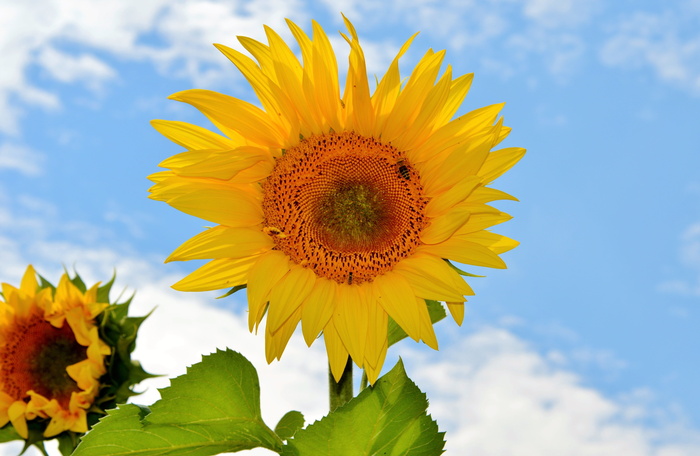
[217,284,247,299]
[274,411,305,441]
[57,432,81,456]
[444,259,485,278]
[96,295,158,410]
[282,359,445,456]
[67,268,88,293]
[73,350,283,456]
[35,273,56,294]
[387,300,446,347]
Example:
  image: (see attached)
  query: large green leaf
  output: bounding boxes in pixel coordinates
[282,360,445,456]
[74,349,282,456]
[387,300,446,347]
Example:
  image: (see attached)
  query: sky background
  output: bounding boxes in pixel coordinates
[1,0,700,454]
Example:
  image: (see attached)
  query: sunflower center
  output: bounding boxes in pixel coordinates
[316,181,388,250]
[0,312,86,407]
[262,131,428,284]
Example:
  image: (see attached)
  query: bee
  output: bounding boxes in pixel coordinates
[263,226,287,238]
[347,272,353,285]
[396,160,410,180]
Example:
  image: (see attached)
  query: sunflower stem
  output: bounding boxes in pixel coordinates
[359,370,368,392]
[329,357,353,412]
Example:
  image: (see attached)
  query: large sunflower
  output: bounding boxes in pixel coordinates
[149,17,524,384]
[0,266,110,438]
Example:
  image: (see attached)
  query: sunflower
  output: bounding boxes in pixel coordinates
[149,17,524,384]
[0,266,110,438]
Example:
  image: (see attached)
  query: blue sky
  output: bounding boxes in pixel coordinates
[1,0,700,454]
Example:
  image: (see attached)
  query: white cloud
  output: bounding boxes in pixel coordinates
[1,194,700,455]
[0,0,307,136]
[523,0,601,28]
[659,222,700,297]
[0,142,44,175]
[36,47,116,90]
[402,328,700,455]
[601,10,700,95]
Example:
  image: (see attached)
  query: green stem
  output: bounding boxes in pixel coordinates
[359,370,368,392]
[328,357,353,412]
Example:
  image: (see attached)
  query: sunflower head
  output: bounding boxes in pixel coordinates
[0,266,153,451]
[149,16,524,384]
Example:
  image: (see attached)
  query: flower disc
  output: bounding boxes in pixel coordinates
[263,131,428,285]
[1,313,86,409]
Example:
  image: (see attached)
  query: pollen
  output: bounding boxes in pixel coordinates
[262,131,428,284]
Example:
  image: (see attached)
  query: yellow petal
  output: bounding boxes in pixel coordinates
[151,119,237,150]
[341,15,374,135]
[324,321,350,382]
[332,284,368,365]
[420,204,472,245]
[166,226,273,263]
[19,265,38,296]
[169,89,286,147]
[265,308,301,362]
[246,251,290,331]
[394,254,473,301]
[267,265,316,334]
[301,278,337,346]
[461,231,520,255]
[467,186,519,204]
[214,43,299,139]
[434,72,474,127]
[363,293,388,371]
[165,147,273,181]
[371,32,418,135]
[446,301,465,325]
[166,185,263,227]
[416,298,439,350]
[172,256,258,292]
[421,237,507,269]
[420,122,502,196]
[8,401,28,438]
[412,102,504,164]
[393,64,454,151]
[455,210,512,234]
[374,272,421,341]
[479,147,526,184]
[363,347,387,385]
[382,49,446,145]
[424,175,481,217]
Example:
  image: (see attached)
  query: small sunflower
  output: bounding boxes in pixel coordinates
[149,17,524,384]
[0,266,151,446]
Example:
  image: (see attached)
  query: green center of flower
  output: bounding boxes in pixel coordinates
[316,182,388,250]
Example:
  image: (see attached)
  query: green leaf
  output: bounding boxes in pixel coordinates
[274,411,304,441]
[282,360,445,456]
[74,350,283,456]
[387,300,446,347]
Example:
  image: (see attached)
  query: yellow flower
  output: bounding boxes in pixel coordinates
[149,17,524,384]
[0,266,110,438]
